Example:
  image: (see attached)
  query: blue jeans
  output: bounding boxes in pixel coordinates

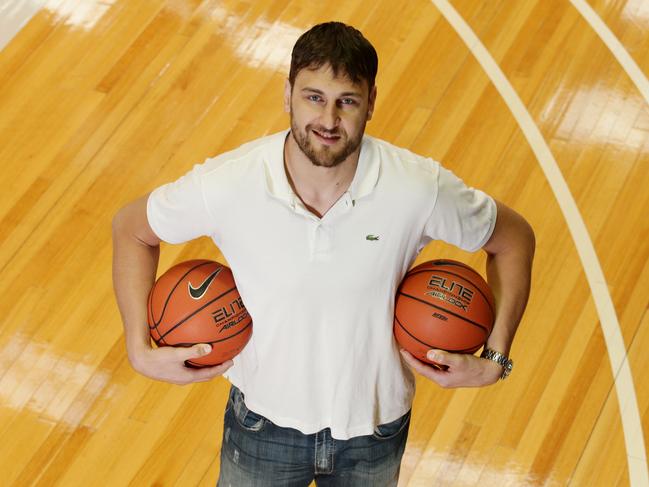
[217,385,411,487]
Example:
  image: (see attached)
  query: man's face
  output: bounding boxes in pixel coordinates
[284,64,377,168]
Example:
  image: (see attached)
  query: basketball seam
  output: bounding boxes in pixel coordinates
[150,261,217,346]
[156,286,240,342]
[151,261,216,328]
[395,316,479,353]
[148,287,170,346]
[413,260,466,269]
[171,319,253,347]
[147,283,156,340]
[404,266,496,319]
[398,291,491,335]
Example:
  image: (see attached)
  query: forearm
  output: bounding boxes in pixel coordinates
[484,218,535,355]
[112,213,160,366]
[400,202,534,387]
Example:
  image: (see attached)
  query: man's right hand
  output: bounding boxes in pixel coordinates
[131,343,233,385]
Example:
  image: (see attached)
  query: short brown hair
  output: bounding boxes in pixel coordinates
[289,22,378,90]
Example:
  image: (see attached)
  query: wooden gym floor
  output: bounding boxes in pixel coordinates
[0,0,647,485]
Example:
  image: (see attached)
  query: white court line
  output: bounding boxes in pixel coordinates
[430,1,649,485]
[0,0,47,52]
[570,0,649,107]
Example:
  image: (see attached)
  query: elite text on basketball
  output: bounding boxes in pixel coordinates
[212,296,247,327]
[427,275,474,302]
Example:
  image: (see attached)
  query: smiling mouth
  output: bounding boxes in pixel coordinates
[312,129,341,144]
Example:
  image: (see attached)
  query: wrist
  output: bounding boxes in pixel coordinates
[484,331,513,357]
[480,348,514,380]
[126,333,153,371]
[481,357,505,383]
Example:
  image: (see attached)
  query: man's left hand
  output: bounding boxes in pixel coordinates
[400,348,503,388]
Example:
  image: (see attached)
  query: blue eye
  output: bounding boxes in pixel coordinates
[308,95,322,102]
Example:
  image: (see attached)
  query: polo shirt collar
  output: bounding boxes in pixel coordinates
[263,129,380,204]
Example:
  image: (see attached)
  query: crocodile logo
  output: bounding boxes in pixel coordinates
[366,234,380,241]
[188,268,222,299]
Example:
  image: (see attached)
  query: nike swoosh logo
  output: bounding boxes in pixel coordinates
[188,268,222,299]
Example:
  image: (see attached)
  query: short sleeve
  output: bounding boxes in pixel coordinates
[423,165,497,252]
[146,163,216,244]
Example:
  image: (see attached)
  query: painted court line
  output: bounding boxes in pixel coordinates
[570,0,649,107]
[430,0,648,485]
[0,0,47,52]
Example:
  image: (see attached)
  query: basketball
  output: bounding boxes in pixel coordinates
[147,259,252,367]
[394,259,495,365]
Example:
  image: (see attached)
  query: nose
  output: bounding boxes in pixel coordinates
[321,103,340,130]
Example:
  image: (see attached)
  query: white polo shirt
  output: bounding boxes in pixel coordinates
[147,129,496,439]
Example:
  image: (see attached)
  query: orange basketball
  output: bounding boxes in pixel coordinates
[147,259,252,367]
[394,259,495,365]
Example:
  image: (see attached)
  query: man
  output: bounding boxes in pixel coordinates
[112,22,535,486]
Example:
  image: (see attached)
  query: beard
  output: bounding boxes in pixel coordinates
[290,115,366,168]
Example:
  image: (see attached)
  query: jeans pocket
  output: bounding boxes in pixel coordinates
[231,386,267,432]
[372,410,411,440]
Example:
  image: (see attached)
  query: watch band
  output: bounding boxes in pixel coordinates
[480,348,513,380]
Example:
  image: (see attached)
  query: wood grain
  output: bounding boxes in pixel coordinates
[0,0,647,485]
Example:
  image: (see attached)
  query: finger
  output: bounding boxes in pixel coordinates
[400,349,427,370]
[426,349,455,367]
[212,359,234,373]
[181,343,212,360]
[400,349,455,388]
[400,349,444,379]
[400,349,447,371]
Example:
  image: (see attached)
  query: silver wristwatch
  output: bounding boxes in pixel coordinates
[480,348,513,380]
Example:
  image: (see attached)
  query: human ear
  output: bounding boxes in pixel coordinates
[367,85,377,120]
[284,79,292,113]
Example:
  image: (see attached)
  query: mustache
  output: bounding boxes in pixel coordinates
[307,125,344,136]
